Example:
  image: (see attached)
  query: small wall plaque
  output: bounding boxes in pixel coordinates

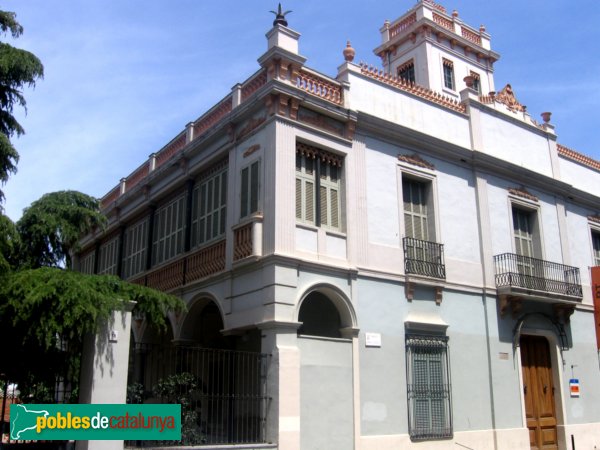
[365,333,382,348]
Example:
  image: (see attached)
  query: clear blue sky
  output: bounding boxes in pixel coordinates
[3,0,599,221]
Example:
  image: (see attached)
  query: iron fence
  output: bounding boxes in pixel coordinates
[494,253,583,298]
[126,343,269,447]
[403,237,446,279]
[1,376,74,446]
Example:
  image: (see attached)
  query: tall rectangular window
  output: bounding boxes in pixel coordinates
[191,164,227,247]
[406,334,452,441]
[79,250,95,275]
[442,59,454,90]
[98,236,119,275]
[296,143,342,230]
[470,71,481,94]
[397,60,415,84]
[403,177,433,241]
[241,160,260,218]
[512,207,537,258]
[592,230,600,266]
[122,217,148,279]
[152,194,186,266]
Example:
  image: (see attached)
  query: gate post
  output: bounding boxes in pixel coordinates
[76,302,135,450]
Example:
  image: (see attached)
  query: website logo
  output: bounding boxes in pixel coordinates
[10,404,181,441]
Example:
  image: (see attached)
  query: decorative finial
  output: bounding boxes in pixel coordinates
[452,9,459,18]
[479,24,486,33]
[343,41,356,62]
[541,112,552,123]
[270,3,292,27]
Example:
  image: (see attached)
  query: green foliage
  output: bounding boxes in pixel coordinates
[153,373,205,445]
[0,9,43,204]
[0,211,19,274]
[0,132,17,203]
[126,382,144,404]
[0,267,184,349]
[17,191,105,269]
[0,11,24,38]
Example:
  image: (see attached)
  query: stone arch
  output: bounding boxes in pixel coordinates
[179,295,229,349]
[297,284,357,338]
[134,315,175,345]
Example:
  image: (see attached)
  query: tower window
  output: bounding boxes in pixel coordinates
[442,59,454,90]
[470,71,481,94]
[397,60,415,84]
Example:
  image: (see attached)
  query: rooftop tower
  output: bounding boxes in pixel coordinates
[374,0,500,97]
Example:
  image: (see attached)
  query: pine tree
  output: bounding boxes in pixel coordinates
[0,9,44,205]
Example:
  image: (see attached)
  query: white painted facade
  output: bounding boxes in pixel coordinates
[78,1,600,449]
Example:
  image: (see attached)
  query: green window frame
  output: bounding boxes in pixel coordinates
[152,193,186,266]
[241,160,260,219]
[295,143,342,231]
[97,236,119,275]
[122,217,148,279]
[406,334,452,441]
[191,165,227,248]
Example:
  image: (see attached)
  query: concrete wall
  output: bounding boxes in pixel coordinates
[479,111,553,178]
[558,156,600,195]
[355,276,536,449]
[298,336,353,450]
[348,72,472,149]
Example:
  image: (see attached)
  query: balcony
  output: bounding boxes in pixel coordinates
[493,253,583,303]
[403,237,446,280]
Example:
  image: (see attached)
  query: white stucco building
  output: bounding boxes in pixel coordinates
[77,1,600,449]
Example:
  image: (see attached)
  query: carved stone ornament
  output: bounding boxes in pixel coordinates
[398,153,435,170]
[508,187,539,202]
[243,144,261,158]
[495,84,526,113]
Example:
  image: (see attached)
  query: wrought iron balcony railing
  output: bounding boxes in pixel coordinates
[403,237,446,279]
[493,253,583,299]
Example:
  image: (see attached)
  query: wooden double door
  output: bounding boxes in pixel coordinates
[520,335,559,450]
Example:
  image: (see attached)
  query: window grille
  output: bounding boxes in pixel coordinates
[406,334,452,441]
[191,165,227,248]
[152,194,186,266]
[241,161,260,218]
[442,59,454,90]
[122,217,149,278]
[295,142,342,230]
[98,236,119,275]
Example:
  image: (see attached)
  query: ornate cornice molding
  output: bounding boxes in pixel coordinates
[398,153,435,170]
[508,187,539,202]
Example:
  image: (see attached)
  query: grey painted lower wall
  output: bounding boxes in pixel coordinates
[355,275,600,447]
[298,336,353,450]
